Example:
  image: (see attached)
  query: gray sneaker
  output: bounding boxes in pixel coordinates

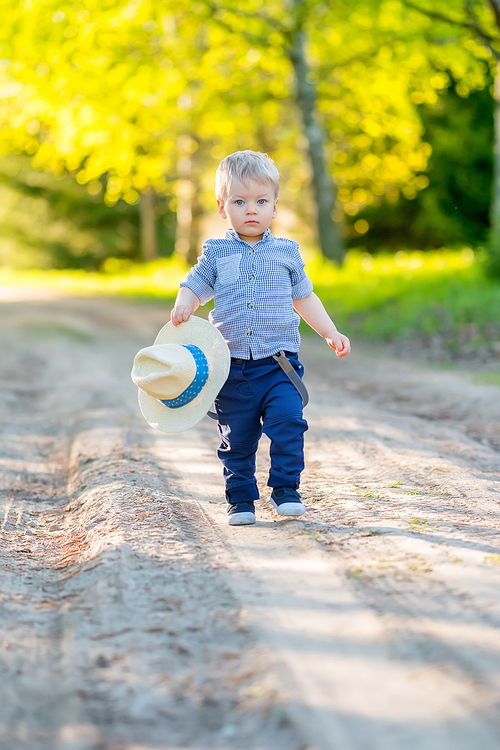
[270,487,306,516]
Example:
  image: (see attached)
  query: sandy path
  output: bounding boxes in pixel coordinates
[0,294,500,750]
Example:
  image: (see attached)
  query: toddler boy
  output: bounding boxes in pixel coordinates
[171,150,350,525]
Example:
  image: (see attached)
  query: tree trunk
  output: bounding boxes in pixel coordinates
[489,61,500,274]
[175,138,204,266]
[189,181,203,266]
[288,25,344,264]
[139,189,159,262]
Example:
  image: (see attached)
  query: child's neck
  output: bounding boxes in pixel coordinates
[237,233,261,246]
[233,228,270,246]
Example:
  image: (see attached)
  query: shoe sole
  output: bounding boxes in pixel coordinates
[228,512,256,526]
[270,498,306,516]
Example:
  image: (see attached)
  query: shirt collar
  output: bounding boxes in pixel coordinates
[225,228,273,244]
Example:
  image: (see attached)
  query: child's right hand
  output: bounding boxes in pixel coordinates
[170,305,192,327]
[170,287,200,326]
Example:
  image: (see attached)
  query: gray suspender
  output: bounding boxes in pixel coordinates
[207,350,309,420]
[271,351,309,408]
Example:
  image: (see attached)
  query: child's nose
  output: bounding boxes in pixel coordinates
[246,204,257,213]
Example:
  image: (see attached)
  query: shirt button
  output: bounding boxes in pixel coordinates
[249,274,255,281]
[246,329,252,336]
[248,302,254,309]
[249,248,254,254]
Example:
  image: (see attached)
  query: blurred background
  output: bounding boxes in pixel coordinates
[1,0,500,360]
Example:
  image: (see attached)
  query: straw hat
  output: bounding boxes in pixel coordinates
[131,316,230,433]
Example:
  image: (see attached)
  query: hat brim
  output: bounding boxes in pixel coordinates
[137,317,230,433]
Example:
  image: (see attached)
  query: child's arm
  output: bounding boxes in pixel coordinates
[171,287,201,327]
[293,292,350,357]
[171,241,216,327]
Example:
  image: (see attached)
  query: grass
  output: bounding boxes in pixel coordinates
[0,258,187,302]
[407,518,432,533]
[471,372,500,386]
[309,247,500,349]
[484,554,500,565]
[19,321,93,342]
[2,247,500,353]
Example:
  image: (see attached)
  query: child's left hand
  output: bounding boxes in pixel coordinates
[326,332,351,358]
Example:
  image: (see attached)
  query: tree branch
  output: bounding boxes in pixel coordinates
[488,0,500,30]
[402,0,500,61]
[465,0,500,51]
[202,1,288,36]
[203,11,270,46]
[402,0,498,43]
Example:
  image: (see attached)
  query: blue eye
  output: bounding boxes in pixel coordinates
[258,199,266,204]
[235,199,244,205]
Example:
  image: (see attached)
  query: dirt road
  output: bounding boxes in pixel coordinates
[1,294,500,750]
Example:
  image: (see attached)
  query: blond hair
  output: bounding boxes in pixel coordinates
[215,150,280,201]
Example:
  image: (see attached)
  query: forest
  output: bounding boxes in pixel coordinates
[1,0,500,356]
[0,1,496,262]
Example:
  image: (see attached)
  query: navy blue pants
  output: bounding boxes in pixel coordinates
[214,353,308,505]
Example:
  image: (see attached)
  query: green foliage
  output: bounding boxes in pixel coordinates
[0,0,491,230]
[0,0,496,267]
[352,83,494,249]
[398,0,500,273]
[308,248,500,356]
[4,248,500,359]
[0,155,175,269]
[0,259,187,298]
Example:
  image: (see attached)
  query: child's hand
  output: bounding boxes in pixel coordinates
[170,305,192,327]
[326,332,351,358]
[170,287,200,327]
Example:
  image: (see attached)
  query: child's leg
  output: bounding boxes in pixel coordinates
[262,377,307,489]
[261,355,307,516]
[215,364,262,504]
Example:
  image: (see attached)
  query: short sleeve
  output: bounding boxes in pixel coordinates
[289,242,314,300]
[179,241,216,305]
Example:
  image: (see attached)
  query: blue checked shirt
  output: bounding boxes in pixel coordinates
[180,228,314,359]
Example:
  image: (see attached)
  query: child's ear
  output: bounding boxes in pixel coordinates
[272,197,279,218]
[217,199,227,219]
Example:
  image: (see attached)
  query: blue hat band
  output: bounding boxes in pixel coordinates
[160,345,209,409]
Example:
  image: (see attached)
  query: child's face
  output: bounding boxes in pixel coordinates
[217,178,278,245]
